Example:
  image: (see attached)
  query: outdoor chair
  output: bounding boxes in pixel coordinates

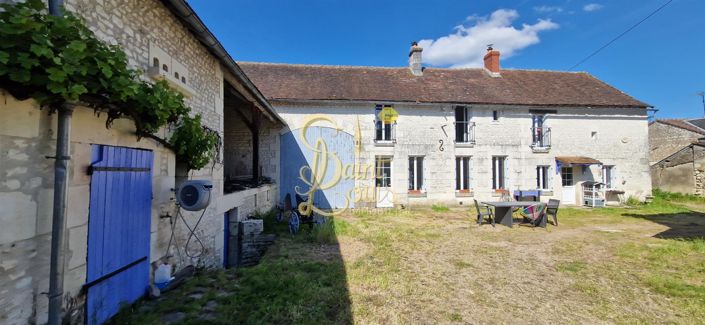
[546,199,560,226]
[519,203,547,228]
[474,199,495,227]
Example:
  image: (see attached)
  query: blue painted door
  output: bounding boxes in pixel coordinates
[86,145,153,325]
[280,127,355,210]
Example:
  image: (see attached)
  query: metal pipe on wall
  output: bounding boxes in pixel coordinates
[47,1,73,324]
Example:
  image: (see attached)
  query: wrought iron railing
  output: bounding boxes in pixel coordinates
[374,121,396,142]
[454,121,476,144]
[531,126,551,148]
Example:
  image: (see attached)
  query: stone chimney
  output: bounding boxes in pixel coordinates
[483,45,501,77]
[409,41,423,76]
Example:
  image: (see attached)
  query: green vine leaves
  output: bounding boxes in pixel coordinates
[0,0,219,170]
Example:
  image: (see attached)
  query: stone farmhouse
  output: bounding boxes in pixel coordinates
[0,0,656,323]
[240,44,652,209]
[0,0,283,323]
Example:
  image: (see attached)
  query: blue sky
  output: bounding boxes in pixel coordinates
[190,0,704,118]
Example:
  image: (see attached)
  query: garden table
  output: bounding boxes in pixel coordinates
[481,201,542,227]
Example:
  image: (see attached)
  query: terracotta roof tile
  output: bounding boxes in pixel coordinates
[239,62,650,108]
[556,156,603,165]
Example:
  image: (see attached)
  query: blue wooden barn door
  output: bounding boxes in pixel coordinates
[86,145,153,325]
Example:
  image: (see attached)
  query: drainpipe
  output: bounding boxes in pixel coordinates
[47,1,72,324]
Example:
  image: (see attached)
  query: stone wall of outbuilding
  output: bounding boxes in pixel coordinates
[0,0,280,323]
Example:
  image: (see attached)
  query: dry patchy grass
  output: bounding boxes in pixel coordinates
[114,197,705,324]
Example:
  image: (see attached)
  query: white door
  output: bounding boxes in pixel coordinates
[562,186,576,204]
[375,156,394,208]
[561,166,576,204]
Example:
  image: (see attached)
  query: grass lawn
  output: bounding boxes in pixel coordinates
[113,193,705,324]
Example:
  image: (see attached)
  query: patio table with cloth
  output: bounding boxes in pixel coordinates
[481,201,542,227]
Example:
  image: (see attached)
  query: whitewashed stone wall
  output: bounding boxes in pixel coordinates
[0,0,280,323]
[273,100,652,207]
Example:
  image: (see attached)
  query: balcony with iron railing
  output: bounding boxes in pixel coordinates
[454,121,476,146]
[374,121,396,145]
[531,126,551,152]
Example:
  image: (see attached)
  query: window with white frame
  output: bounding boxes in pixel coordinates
[536,165,551,190]
[454,106,474,143]
[375,104,395,141]
[561,167,574,186]
[456,156,472,191]
[603,165,615,188]
[492,156,507,189]
[375,156,392,187]
[408,156,424,191]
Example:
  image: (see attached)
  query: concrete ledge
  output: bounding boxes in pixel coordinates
[531,146,551,153]
[455,191,474,197]
[216,184,277,215]
[454,142,475,148]
[374,140,395,147]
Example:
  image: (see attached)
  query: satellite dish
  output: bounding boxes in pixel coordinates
[176,180,213,211]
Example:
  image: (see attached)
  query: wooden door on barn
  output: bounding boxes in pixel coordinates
[86,145,153,325]
[280,127,355,210]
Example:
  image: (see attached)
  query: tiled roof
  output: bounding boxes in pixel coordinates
[655,119,705,135]
[239,62,650,108]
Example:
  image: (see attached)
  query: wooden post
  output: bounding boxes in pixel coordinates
[251,104,261,182]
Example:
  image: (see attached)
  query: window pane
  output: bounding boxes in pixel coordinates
[561,167,573,186]
[455,157,461,190]
[498,158,505,189]
[408,157,414,190]
[463,157,470,190]
[492,157,497,189]
[417,158,423,190]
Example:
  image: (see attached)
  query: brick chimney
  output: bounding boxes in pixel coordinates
[409,41,423,76]
[483,45,501,76]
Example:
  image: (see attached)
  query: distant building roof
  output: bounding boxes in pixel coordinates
[238,62,650,108]
[653,119,705,135]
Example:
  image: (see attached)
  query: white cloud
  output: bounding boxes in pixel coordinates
[583,3,604,12]
[418,9,559,68]
[533,5,563,13]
